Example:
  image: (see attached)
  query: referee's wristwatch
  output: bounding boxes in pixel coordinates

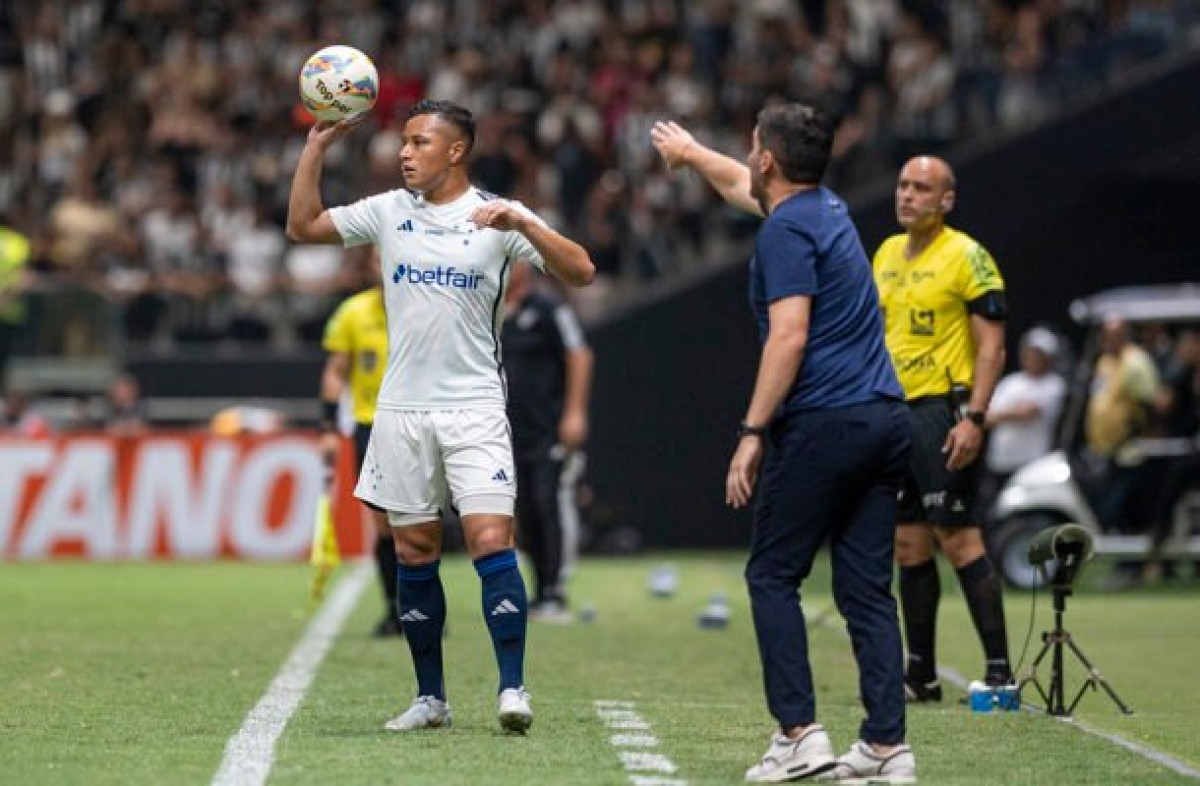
[737,420,768,439]
[963,409,986,428]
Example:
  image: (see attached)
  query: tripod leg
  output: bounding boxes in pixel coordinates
[1021,634,1055,708]
[1065,636,1134,715]
[1050,632,1067,716]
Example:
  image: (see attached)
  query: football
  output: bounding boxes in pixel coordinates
[298,45,379,122]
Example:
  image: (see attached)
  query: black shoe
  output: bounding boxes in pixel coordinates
[373,615,404,638]
[984,672,1015,688]
[904,674,943,703]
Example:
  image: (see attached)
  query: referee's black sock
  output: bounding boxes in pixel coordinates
[899,559,940,683]
[375,534,400,622]
[956,555,1012,682]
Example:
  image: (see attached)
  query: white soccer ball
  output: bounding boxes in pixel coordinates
[298,45,379,122]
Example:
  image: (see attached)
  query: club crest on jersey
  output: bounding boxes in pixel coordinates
[392,262,484,289]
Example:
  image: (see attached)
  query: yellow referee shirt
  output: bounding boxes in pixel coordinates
[873,227,1004,400]
[322,287,387,425]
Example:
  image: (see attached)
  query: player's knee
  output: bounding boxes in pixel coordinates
[935,526,985,566]
[392,524,441,565]
[462,516,514,557]
[895,526,935,565]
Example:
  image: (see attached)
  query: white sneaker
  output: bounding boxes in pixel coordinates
[744,724,836,782]
[384,696,452,731]
[824,740,916,784]
[497,687,533,733]
[529,599,574,624]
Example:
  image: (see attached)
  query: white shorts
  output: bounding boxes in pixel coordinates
[355,408,517,525]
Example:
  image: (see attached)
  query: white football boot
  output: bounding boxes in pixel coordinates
[497,687,533,733]
[384,696,452,731]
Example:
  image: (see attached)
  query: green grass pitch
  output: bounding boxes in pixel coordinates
[1,555,1197,784]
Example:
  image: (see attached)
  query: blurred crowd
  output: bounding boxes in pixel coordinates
[0,0,1197,360]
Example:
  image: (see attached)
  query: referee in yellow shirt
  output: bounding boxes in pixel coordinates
[319,251,400,636]
[874,156,1010,700]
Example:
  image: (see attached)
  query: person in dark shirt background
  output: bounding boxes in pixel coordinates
[502,260,593,623]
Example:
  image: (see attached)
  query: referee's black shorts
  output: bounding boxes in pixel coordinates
[897,396,980,527]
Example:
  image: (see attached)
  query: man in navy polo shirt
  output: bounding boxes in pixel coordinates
[652,106,917,783]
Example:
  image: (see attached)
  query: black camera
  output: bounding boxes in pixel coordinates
[1027,523,1094,587]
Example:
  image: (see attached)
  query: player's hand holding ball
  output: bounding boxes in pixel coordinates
[299,45,378,150]
[306,115,369,149]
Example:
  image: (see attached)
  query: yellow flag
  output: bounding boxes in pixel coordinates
[310,491,341,600]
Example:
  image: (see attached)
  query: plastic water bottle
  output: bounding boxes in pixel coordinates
[996,683,1021,711]
[967,680,995,712]
[968,680,1021,712]
[648,564,678,598]
[697,593,730,629]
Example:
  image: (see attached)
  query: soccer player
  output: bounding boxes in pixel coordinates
[873,156,1012,700]
[287,100,594,734]
[502,260,593,622]
[652,108,917,782]
[318,248,400,637]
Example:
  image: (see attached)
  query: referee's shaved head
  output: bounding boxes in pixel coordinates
[904,156,957,192]
[895,155,958,231]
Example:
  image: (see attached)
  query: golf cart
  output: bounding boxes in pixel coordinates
[988,284,1200,588]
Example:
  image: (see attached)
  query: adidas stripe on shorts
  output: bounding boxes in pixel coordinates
[355,408,517,523]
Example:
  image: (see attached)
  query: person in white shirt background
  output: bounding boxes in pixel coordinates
[977,327,1066,519]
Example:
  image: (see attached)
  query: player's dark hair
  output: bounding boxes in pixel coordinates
[756,103,833,185]
[409,99,475,155]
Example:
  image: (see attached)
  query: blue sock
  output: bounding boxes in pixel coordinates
[397,560,446,700]
[474,549,527,692]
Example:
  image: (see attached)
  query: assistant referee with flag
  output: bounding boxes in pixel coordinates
[319,249,400,636]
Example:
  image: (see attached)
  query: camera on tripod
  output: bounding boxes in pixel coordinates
[1027,523,1094,588]
[1021,523,1133,717]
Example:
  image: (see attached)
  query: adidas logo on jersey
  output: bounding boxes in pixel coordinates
[492,469,510,483]
[490,599,520,616]
[392,263,484,289]
[398,220,415,232]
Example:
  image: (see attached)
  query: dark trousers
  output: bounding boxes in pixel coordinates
[515,447,579,602]
[746,400,912,744]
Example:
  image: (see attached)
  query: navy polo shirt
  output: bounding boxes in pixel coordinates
[749,187,903,415]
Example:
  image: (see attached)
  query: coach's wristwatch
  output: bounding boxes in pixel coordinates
[737,421,768,439]
[964,409,986,428]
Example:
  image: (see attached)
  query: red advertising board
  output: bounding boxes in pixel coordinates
[0,433,368,560]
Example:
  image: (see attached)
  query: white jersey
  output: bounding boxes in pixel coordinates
[986,371,1066,473]
[330,186,546,410]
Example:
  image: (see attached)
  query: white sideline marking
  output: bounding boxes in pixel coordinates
[595,700,688,786]
[938,665,1200,779]
[612,733,659,747]
[212,562,371,786]
[812,605,1200,780]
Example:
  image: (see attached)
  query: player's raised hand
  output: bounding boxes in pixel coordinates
[650,121,696,171]
[307,114,368,149]
[470,201,527,232]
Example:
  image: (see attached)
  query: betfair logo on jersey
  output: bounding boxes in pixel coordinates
[392,263,484,289]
